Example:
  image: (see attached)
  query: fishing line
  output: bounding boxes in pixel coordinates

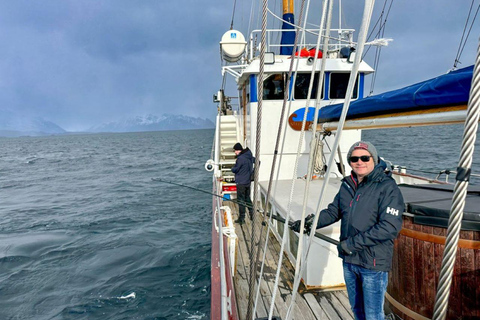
[151,177,254,210]
[151,177,339,245]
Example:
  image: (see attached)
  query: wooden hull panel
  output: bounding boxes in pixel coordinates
[386,215,480,320]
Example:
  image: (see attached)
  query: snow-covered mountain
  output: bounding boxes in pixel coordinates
[0,110,66,137]
[89,114,215,133]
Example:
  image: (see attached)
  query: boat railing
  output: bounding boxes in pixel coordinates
[213,176,229,320]
[248,28,355,60]
[435,169,480,183]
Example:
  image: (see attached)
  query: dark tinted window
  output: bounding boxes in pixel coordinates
[294,73,324,100]
[329,73,358,99]
[263,74,285,100]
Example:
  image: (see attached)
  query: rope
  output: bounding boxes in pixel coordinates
[250,0,324,316]
[287,0,377,316]
[432,37,480,320]
[245,0,268,318]
[264,0,317,317]
[285,0,334,318]
[251,0,308,318]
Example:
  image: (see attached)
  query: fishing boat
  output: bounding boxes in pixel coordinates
[208,1,480,319]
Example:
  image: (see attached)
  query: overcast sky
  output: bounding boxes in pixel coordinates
[0,1,478,131]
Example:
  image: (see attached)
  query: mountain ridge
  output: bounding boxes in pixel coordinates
[0,112,215,137]
[88,114,215,133]
[0,110,66,137]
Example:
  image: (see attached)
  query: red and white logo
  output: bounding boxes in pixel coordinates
[355,142,369,150]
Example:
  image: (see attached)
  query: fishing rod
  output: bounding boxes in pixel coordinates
[151,178,339,246]
[151,177,255,209]
[269,214,339,245]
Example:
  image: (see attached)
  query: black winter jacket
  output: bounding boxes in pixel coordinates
[231,148,254,186]
[317,161,404,271]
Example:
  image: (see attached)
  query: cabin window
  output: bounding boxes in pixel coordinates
[289,227,299,256]
[277,209,285,238]
[329,73,358,99]
[263,74,285,100]
[294,73,324,100]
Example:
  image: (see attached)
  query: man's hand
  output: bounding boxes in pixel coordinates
[290,214,315,234]
[337,241,353,256]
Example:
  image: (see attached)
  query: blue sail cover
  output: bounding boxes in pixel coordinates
[317,65,473,122]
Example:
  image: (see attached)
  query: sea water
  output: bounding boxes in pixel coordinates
[0,130,213,319]
[364,124,480,184]
[0,125,479,320]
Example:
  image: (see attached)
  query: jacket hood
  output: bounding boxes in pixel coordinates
[238,147,253,161]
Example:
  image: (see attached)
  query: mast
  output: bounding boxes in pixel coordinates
[280,0,295,55]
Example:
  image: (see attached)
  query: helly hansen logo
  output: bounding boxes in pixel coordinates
[386,207,399,216]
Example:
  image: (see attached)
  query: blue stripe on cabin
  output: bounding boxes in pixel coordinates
[250,75,257,102]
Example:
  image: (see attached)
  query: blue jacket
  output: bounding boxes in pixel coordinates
[317,161,404,271]
[231,148,254,186]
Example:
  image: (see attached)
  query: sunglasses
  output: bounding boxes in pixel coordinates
[349,155,372,163]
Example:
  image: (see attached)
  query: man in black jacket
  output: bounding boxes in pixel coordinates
[292,141,404,320]
[231,143,254,224]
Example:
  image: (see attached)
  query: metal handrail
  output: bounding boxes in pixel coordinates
[249,28,355,59]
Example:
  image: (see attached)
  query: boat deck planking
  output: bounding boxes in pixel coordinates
[226,201,353,320]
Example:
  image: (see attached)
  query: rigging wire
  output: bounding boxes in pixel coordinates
[285,0,377,317]
[230,0,238,30]
[245,0,268,318]
[365,0,392,44]
[369,2,391,94]
[284,1,335,318]
[273,0,282,45]
[249,0,312,317]
[247,0,256,39]
[362,0,394,95]
[262,0,315,315]
[454,0,480,69]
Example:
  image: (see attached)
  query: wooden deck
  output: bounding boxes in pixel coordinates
[227,201,354,320]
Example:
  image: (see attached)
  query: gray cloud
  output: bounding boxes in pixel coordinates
[0,1,478,131]
[0,0,231,131]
